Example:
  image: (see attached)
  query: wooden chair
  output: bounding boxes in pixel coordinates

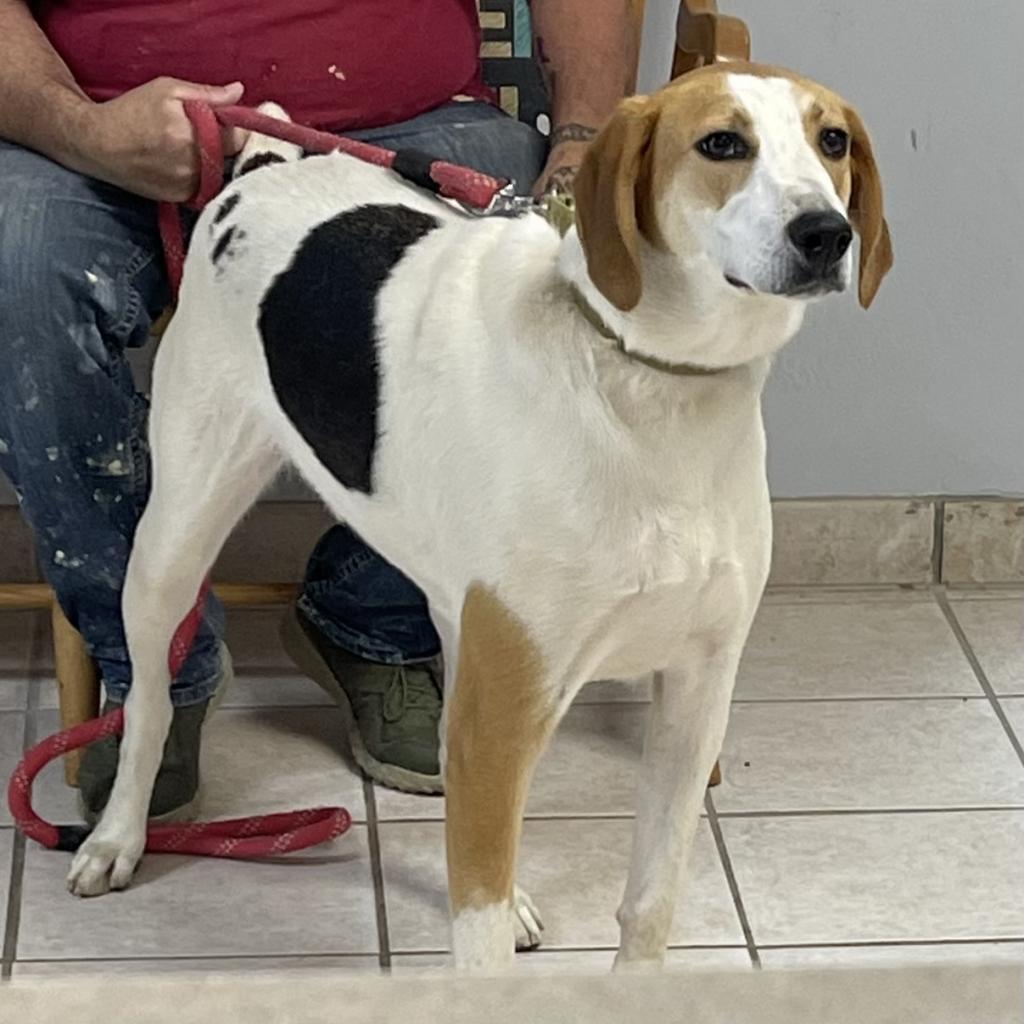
[0,0,749,788]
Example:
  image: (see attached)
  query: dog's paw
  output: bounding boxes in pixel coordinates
[67,829,145,898]
[513,885,544,951]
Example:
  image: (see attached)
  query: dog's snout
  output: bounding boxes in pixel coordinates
[786,211,853,274]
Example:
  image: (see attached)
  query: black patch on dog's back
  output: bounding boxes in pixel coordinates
[237,151,287,176]
[258,204,439,493]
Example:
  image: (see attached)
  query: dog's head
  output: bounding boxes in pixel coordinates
[574,62,893,321]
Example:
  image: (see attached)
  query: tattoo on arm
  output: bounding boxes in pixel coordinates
[550,122,598,148]
[544,164,581,195]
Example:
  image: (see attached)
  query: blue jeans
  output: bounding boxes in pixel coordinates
[0,101,546,704]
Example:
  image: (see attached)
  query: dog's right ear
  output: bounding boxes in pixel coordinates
[573,99,659,312]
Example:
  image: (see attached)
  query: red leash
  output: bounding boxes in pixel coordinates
[159,101,511,294]
[9,577,351,856]
[9,102,504,861]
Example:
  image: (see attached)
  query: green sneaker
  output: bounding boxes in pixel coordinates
[280,606,444,794]
[77,644,232,825]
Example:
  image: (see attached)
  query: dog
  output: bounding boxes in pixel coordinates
[65,62,891,972]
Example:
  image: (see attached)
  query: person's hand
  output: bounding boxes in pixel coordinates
[78,78,249,201]
[532,123,598,199]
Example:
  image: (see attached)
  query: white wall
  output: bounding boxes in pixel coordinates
[639,0,1024,497]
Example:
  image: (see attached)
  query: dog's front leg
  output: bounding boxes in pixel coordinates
[443,586,559,972]
[65,570,177,897]
[614,646,740,970]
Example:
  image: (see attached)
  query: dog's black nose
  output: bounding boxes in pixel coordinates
[787,211,853,274]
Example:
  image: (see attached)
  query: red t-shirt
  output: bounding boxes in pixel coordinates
[36,1,490,131]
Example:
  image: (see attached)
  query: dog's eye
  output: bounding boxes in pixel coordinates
[820,128,849,159]
[697,131,750,161]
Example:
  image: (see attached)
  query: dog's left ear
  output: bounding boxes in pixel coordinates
[844,105,893,308]
[573,98,659,312]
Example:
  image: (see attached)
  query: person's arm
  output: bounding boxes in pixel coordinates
[0,0,246,200]
[530,0,636,196]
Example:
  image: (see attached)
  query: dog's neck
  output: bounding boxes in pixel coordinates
[557,227,805,374]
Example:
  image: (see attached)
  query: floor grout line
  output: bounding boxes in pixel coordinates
[14,952,384,967]
[2,613,46,979]
[730,694,993,705]
[934,588,1024,769]
[374,806,1024,825]
[757,937,1024,952]
[932,499,946,583]
[363,780,392,971]
[704,792,760,969]
[713,806,1024,819]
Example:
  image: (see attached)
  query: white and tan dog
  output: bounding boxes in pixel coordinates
[66,63,891,972]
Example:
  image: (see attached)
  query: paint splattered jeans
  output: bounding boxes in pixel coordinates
[0,100,546,705]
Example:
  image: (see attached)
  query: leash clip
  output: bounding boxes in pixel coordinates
[452,184,578,237]
[455,181,536,219]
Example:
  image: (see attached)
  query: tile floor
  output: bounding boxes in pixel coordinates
[2,586,1023,979]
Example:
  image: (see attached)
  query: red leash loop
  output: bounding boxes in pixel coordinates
[8,580,352,858]
[158,102,510,297]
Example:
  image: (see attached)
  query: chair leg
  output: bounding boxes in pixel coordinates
[708,760,722,788]
[52,601,101,787]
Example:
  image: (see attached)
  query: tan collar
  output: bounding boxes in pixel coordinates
[543,192,734,379]
[569,284,733,378]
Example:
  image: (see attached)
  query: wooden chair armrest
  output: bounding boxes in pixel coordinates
[674,0,751,79]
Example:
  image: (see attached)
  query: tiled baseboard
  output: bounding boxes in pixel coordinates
[2,498,1023,590]
[941,501,1024,585]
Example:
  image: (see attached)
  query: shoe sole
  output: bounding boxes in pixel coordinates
[78,644,234,827]
[280,607,444,796]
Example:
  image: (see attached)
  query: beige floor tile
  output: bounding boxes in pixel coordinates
[220,671,330,709]
[1001,699,1024,745]
[1,678,28,713]
[1,712,26,826]
[376,703,648,822]
[27,706,368,825]
[372,785,443,823]
[33,680,59,712]
[0,828,12,928]
[949,597,1024,695]
[18,825,378,959]
[0,610,35,711]
[389,947,750,975]
[760,942,1024,969]
[14,955,381,978]
[199,707,367,822]
[735,598,981,700]
[722,811,1024,946]
[716,699,1024,813]
[380,818,742,953]
[23,710,85,824]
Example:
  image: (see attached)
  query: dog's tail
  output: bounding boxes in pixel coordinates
[233,102,302,178]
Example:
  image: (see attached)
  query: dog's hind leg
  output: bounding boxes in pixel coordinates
[443,586,562,972]
[613,647,740,969]
[67,326,282,897]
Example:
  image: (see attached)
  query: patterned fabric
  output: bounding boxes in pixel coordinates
[479,0,550,132]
